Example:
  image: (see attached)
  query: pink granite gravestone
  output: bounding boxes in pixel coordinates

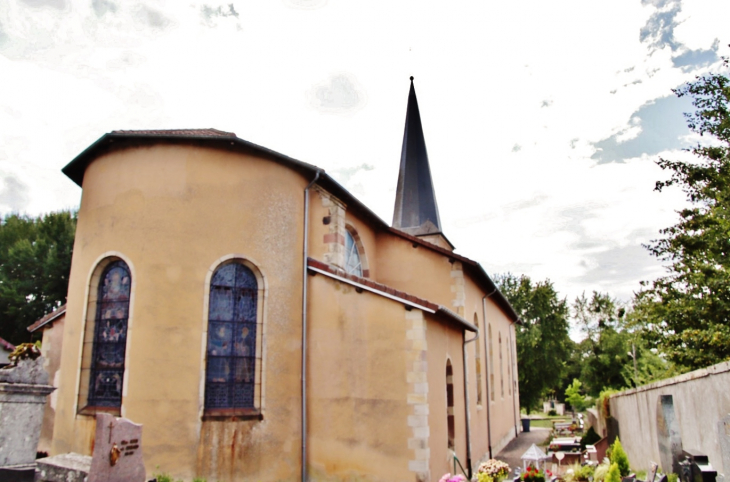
[88,413,146,482]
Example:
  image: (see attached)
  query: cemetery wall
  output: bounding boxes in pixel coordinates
[609,360,730,475]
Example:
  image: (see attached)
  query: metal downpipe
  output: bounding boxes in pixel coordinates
[302,170,321,482]
[463,328,479,479]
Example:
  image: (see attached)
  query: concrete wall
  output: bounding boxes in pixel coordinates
[609,361,730,475]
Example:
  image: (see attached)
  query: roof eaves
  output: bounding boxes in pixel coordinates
[0,336,15,352]
[307,258,475,332]
[435,306,478,332]
[27,304,67,333]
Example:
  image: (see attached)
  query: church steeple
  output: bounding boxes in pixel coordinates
[393,77,450,248]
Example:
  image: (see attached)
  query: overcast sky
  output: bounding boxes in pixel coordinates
[1,0,728,305]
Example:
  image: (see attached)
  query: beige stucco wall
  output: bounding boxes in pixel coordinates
[51,140,519,481]
[37,314,66,454]
[53,144,307,481]
[427,316,468,478]
[307,273,413,482]
[609,361,730,475]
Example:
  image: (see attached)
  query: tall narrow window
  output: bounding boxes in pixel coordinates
[344,229,363,276]
[499,331,504,398]
[205,261,261,413]
[88,260,131,408]
[507,331,513,396]
[446,360,455,449]
[488,324,495,402]
[474,314,482,406]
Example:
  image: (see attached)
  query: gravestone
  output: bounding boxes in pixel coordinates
[87,413,146,482]
[657,395,683,475]
[35,453,92,482]
[648,462,659,482]
[0,350,55,482]
[719,414,730,480]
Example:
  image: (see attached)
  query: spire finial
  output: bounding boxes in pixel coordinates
[410,76,414,81]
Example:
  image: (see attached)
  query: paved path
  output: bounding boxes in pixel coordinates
[495,427,551,472]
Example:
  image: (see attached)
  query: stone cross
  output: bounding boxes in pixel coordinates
[657,395,683,476]
[718,414,730,480]
[88,413,145,482]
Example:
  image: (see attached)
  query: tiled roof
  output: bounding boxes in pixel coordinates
[27,304,67,333]
[110,128,237,138]
[63,129,519,323]
[0,336,14,352]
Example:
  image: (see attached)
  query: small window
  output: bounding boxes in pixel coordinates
[344,229,363,277]
[475,314,482,405]
[446,360,455,449]
[204,261,262,416]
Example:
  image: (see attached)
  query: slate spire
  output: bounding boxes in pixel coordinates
[392,77,442,235]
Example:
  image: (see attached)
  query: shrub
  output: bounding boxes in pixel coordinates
[606,464,621,482]
[610,437,630,476]
[548,409,557,416]
[580,426,601,450]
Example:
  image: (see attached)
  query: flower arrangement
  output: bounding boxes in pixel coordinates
[520,465,552,482]
[439,474,468,482]
[475,459,511,482]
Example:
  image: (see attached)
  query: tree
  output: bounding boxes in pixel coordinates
[0,211,76,344]
[564,378,589,413]
[634,53,730,371]
[495,273,572,414]
[572,292,631,396]
[610,438,631,477]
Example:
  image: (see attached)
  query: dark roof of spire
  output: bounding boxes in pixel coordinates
[392,77,441,234]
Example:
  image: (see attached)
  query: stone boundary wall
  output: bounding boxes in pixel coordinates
[609,361,730,475]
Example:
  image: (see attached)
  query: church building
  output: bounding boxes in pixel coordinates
[46,78,521,482]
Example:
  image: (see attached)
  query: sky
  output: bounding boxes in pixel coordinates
[1,0,728,306]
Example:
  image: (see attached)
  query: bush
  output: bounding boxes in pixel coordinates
[548,409,557,416]
[606,464,621,482]
[580,426,601,450]
[610,438,630,476]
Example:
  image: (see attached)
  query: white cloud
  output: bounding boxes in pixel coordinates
[1,0,729,304]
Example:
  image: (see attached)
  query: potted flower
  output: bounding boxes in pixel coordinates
[520,466,552,482]
[439,474,468,482]
[475,459,511,482]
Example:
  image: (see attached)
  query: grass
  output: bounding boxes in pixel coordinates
[530,418,568,428]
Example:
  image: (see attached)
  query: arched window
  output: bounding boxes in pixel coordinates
[344,229,363,277]
[507,330,513,396]
[446,360,455,450]
[88,260,131,408]
[474,314,483,406]
[499,331,504,398]
[205,261,261,413]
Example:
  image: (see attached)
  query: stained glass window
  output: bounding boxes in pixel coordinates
[205,262,259,410]
[344,230,362,277]
[88,260,131,408]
